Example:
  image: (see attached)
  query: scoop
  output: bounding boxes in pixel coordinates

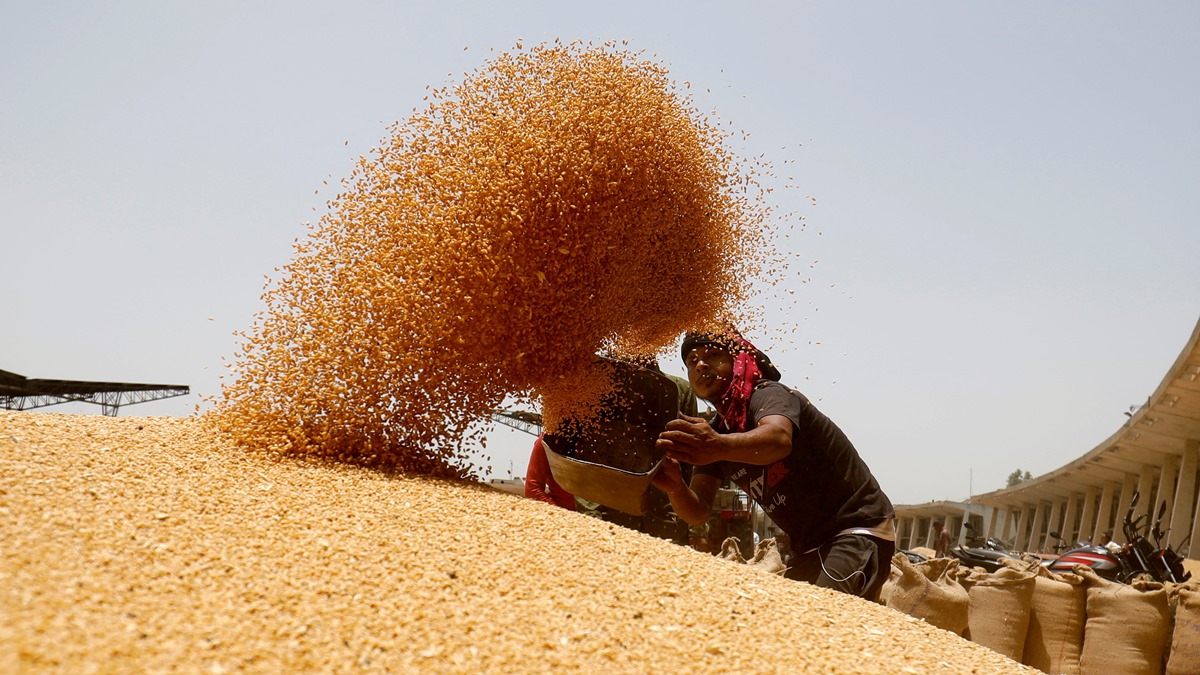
[542,358,680,515]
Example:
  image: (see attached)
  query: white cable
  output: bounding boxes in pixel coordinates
[817,542,867,591]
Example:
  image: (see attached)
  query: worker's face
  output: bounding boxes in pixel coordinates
[685,344,734,403]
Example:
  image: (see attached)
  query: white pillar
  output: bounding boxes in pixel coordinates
[1029,501,1048,553]
[1172,441,1198,551]
[1186,442,1200,561]
[998,507,1013,545]
[1003,504,1022,540]
[1116,473,1138,542]
[1136,465,1156,524]
[1062,493,1080,543]
[1044,499,1064,551]
[1092,481,1116,543]
[959,504,973,543]
[1155,454,1180,527]
[1078,486,1098,545]
[1015,506,1032,552]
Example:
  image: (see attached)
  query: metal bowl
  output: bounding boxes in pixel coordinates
[542,358,680,515]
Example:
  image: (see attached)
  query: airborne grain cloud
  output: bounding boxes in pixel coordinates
[209,41,782,477]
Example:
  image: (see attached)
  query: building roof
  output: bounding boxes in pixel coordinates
[970,315,1200,507]
[893,499,980,520]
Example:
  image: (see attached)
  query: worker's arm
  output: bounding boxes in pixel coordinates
[656,413,792,466]
[652,458,720,526]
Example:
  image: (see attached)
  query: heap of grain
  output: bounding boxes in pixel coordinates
[1,412,1036,673]
[208,41,775,475]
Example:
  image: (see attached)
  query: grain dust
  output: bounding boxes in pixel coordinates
[207,41,781,476]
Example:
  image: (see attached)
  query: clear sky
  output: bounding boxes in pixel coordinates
[4,2,1198,506]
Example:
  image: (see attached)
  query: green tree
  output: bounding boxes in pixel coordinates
[1006,469,1033,487]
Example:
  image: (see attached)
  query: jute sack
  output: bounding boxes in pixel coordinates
[719,536,746,564]
[1077,566,1170,675]
[886,553,969,636]
[964,565,1036,661]
[879,552,905,605]
[954,565,979,588]
[746,538,786,576]
[1022,566,1085,675]
[954,565,980,635]
[1167,581,1200,675]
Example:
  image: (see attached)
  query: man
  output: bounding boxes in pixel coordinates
[1099,530,1122,554]
[652,326,895,600]
[932,520,952,558]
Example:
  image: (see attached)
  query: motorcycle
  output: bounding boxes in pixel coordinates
[965,523,1017,554]
[951,522,1021,573]
[1125,494,1191,584]
[1044,534,1122,581]
[1045,491,1191,584]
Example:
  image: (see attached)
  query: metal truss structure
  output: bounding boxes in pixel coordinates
[490,407,714,437]
[0,369,189,417]
[490,409,542,437]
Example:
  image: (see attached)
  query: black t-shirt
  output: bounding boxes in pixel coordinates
[694,381,893,552]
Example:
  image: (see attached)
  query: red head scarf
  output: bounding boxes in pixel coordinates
[679,324,779,432]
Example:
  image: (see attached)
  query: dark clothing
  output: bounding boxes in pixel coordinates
[787,534,895,601]
[665,373,699,419]
[694,381,894,555]
[934,529,952,558]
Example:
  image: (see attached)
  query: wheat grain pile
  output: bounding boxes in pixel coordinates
[0,412,1033,673]
[208,41,779,476]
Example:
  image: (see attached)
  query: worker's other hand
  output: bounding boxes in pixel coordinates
[655,412,724,465]
[651,456,686,495]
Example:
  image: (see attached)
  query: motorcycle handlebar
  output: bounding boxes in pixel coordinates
[1152,500,1169,545]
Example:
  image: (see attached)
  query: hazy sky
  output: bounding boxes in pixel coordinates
[4,2,1198,505]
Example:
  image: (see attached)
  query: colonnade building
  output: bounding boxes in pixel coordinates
[895,316,1200,558]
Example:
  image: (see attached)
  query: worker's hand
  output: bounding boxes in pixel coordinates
[655,412,726,465]
[651,456,687,495]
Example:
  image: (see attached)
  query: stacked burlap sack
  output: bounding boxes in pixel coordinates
[881,553,1200,674]
[883,554,970,636]
[718,536,787,576]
